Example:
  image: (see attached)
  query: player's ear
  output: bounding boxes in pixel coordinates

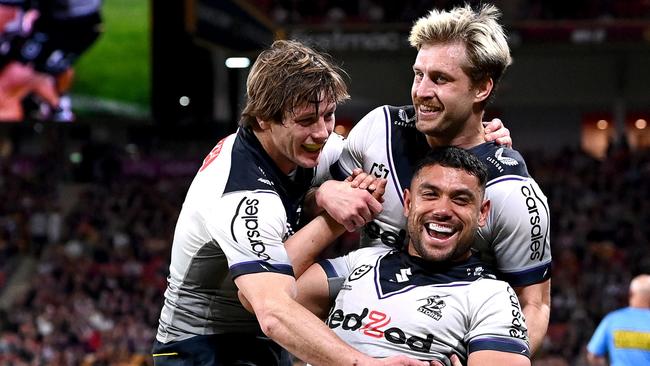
[403,189,411,218]
[478,199,490,227]
[257,117,272,130]
[474,77,493,103]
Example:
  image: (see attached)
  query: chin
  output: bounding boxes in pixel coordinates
[297,156,319,169]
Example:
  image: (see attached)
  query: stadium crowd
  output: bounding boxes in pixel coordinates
[249,0,650,25]
[0,130,647,365]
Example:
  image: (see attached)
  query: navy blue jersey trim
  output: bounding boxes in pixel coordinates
[319,260,338,278]
[230,261,294,280]
[329,161,348,181]
[500,262,552,287]
[469,337,530,357]
[384,107,405,206]
[486,176,526,188]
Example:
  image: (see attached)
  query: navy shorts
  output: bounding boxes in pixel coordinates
[152,334,292,366]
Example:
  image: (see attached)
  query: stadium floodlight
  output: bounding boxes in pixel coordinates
[225,57,251,69]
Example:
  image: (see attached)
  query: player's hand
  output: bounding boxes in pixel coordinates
[347,168,378,190]
[346,168,387,203]
[0,61,59,121]
[315,177,384,232]
[448,354,462,366]
[483,118,512,148]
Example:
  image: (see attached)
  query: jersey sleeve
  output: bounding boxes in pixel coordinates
[587,314,611,356]
[204,190,294,279]
[318,247,382,300]
[329,106,385,181]
[465,280,531,357]
[483,177,552,287]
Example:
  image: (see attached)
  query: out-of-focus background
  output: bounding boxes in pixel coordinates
[0,0,649,364]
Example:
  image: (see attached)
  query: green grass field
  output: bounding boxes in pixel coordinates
[73,0,150,110]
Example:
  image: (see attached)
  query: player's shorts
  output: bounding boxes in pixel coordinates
[152,334,292,366]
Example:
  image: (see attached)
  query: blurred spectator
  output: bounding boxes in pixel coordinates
[249,0,650,24]
[586,274,650,365]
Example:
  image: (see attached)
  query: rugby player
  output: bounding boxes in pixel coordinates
[153,40,432,366]
[315,4,551,353]
[298,146,532,366]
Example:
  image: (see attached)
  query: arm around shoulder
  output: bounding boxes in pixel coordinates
[515,278,551,355]
[468,350,530,366]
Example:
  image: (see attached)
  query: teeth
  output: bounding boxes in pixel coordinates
[419,105,441,112]
[425,223,453,233]
[302,143,323,152]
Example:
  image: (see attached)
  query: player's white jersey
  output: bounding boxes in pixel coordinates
[321,105,551,287]
[320,246,530,364]
[156,127,314,343]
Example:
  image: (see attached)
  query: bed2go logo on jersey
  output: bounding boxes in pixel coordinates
[199,138,226,172]
[327,307,435,353]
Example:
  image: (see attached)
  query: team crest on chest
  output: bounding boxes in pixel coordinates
[417,295,448,320]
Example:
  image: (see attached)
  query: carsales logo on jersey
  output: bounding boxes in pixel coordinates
[327,307,434,353]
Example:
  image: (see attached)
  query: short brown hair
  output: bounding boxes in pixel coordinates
[240,40,349,128]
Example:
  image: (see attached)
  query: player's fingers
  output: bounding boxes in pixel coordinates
[357,173,377,190]
[483,118,502,134]
[346,216,365,232]
[448,354,462,366]
[358,206,373,223]
[351,168,364,177]
[495,133,513,148]
[364,195,382,215]
[348,170,369,188]
[343,219,356,232]
[31,74,59,107]
[371,179,387,198]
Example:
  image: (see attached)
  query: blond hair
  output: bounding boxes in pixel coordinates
[409,4,512,101]
[240,40,349,128]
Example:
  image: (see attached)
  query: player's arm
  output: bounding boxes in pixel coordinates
[288,179,386,277]
[305,171,385,232]
[309,107,388,232]
[286,213,345,278]
[235,273,431,366]
[464,281,531,366]
[487,177,551,354]
[515,279,550,355]
[295,261,331,318]
[468,350,529,366]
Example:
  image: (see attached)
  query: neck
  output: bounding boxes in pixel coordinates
[630,298,650,308]
[406,242,473,263]
[252,128,296,175]
[425,114,486,149]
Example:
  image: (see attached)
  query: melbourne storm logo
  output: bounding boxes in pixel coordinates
[417,295,447,320]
